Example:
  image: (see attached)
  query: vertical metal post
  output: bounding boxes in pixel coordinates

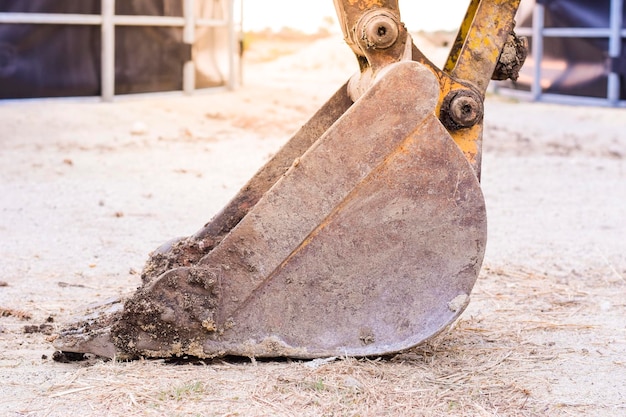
[183,0,196,95]
[101,0,115,102]
[238,0,244,86]
[227,0,237,90]
[607,0,623,105]
[531,3,544,102]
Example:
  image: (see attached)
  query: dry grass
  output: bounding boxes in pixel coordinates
[0,307,32,321]
[13,265,619,416]
[38,343,539,417]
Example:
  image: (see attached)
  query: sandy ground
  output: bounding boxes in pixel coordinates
[1,35,625,416]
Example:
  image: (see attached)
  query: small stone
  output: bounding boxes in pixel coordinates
[130,121,148,135]
[23,325,39,333]
[448,294,469,312]
[52,351,86,363]
[343,376,364,390]
[304,356,338,369]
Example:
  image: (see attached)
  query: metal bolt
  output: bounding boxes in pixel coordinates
[441,90,484,130]
[357,11,399,49]
[450,96,481,127]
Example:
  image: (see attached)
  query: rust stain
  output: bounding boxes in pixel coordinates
[347,0,385,9]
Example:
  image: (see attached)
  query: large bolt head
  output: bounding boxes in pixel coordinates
[357,10,400,50]
[441,90,484,130]
[450,95,481,127]
[363,15,399,49]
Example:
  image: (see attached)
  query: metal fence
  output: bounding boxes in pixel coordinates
[499,0,625,107]
[0,0,240,101]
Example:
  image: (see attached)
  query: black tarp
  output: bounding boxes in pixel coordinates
[507,0,626,100]
[0,0,229,99]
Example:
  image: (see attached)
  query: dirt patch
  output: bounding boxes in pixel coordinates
[492,31,528,81]
[111,266,221,359]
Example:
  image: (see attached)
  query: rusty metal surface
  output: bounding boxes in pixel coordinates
[333,0,400,58]
[138,82,354,285]
[54,62,487,359]
[52,0,528,360]
[444,0,522,94]
[409,0,525,178]
[410,44,486,177]
[224,112,486,357]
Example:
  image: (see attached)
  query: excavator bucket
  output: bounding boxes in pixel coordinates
[53,0,526,360]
